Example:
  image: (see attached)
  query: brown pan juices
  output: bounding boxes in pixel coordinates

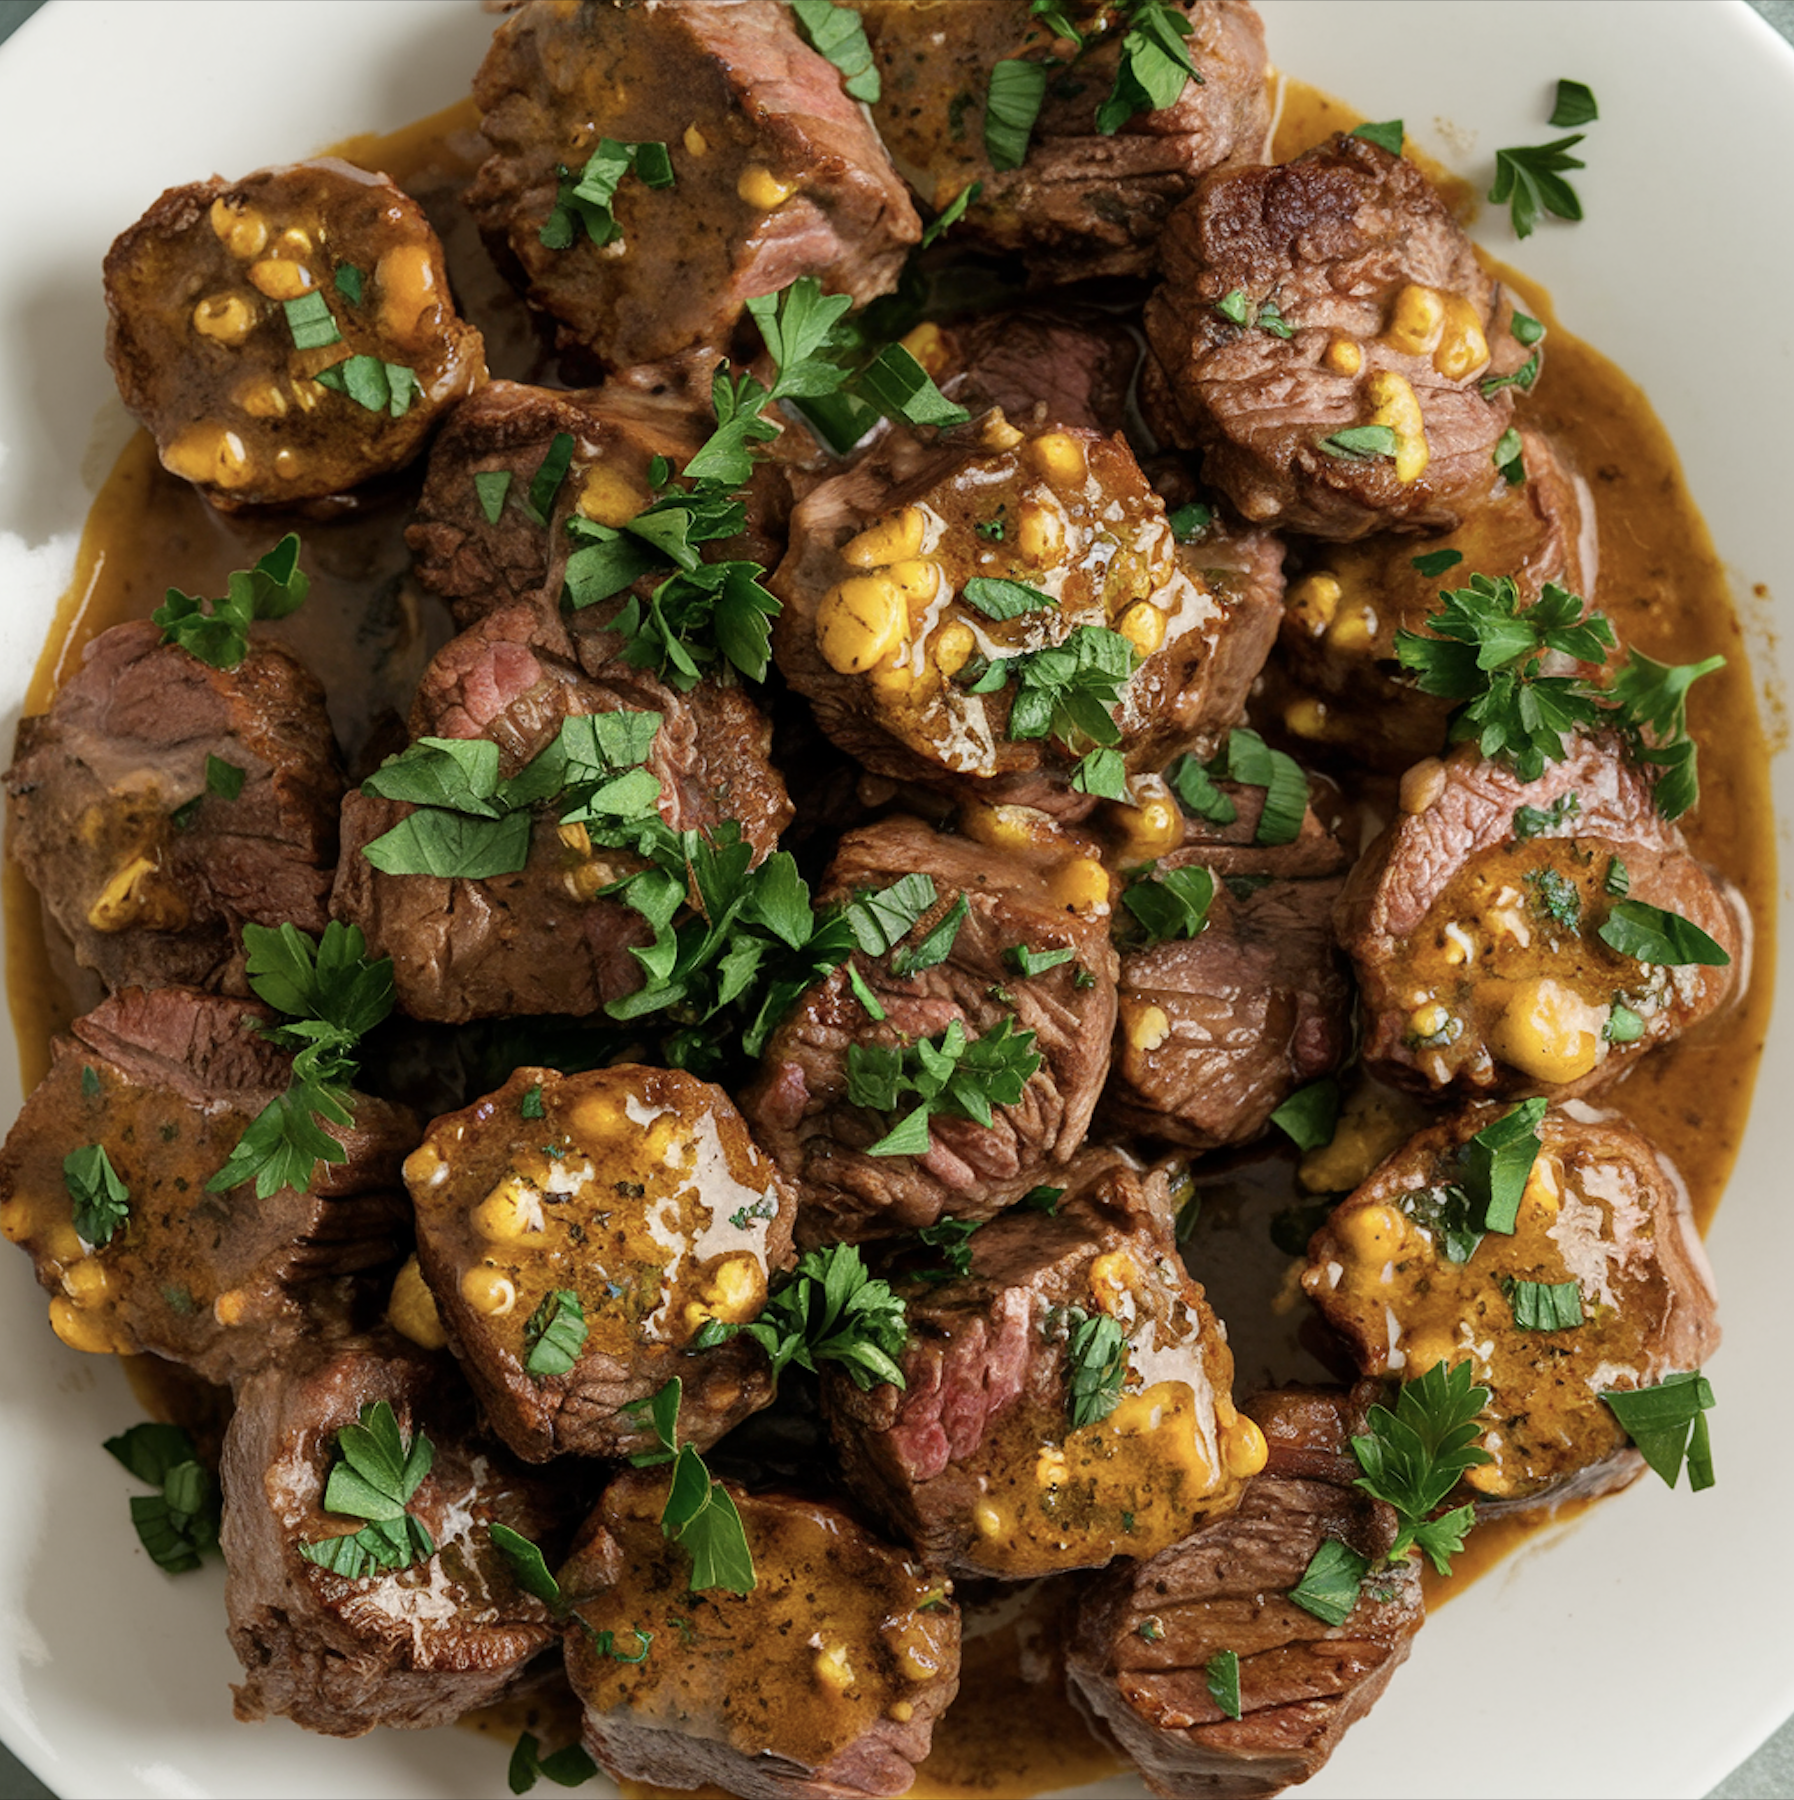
[3,71,1775,1800]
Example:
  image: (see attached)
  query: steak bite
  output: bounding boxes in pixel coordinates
[860,0,1270,282]
[771,419,1281,818]
[223,1339,568,1735]
[468,0,920,372]
[1269,426,1594,773]
[741,815,1119,1245]
[824,1149,1261,1578]
[104,159,484,508]
[0,987,412,1386]
[1065,1388,1424,1800]
[406,379,787,625]
[1144,131,1538,540]
[405,1064,795,1462]
[935,309,1141,439]
[331,599,791,1023]
[1302,1105,1721,1509]
[6,619,344,996]
[562,1469,960,1800]
[1103,815,1354,1150]
[1335,733,1740,1100]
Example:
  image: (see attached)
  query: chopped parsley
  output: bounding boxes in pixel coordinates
[1598,900,1731,968]
[1095,0,1203,136]
[1167,501,1212,541]
[1064,1307,1129,1430]
[984,57,1050,170]
[790,0,880,101]
[1121,863,1214,942]
[1020,1184,1065,1215]
[892,894,969,977]
[1481,350,1542,399]
[474,469,512,525]
[1351,118,1404,155]
[1213,288,1292,338]
[540,138,676,250]
[1269,1079,1340,1153]
[1212,728,1307,844]
[522,1289,588,1378]
[333,264,364,306]
[1512,791,1580,839]
[519,1084,546,1121]
[973,624,1140,754]
[1289,1536,1369,1626]
[1319,424,1398,461]
[1524,866,1582,932]
[960,576,1058,622]
[1205,1649,1242,1720]
[1165,753,1236,825]
[1006,943,1077,978]
[103,1422,219,1574]
[628,1378,756,1593]
[846,1016,1043,1156]
[1600,1371,1715,1491]
[508,1733,600,1795]
[1411,547,1464,579]
[1459,1098,1547,1236]
[64,1143,130,1249]
[524,432,576,526]
[313,355,421,418]
[1549,79,1599,128]
[1072,745,1128,799]
[1504,1276,1583,1331]
[153,534,309,670]
[298,1401,435,1578]
[205,754,245,801]
[920,180,982,248]
[912,1216,985,1282]
[283,289,340,350]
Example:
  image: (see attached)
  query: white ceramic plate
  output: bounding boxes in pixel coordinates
[0,3,1787,1797]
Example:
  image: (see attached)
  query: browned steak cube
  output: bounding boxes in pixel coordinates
[562,1469,959,1799]
[405,1064,794,1462]
[824,1148,1260,1577]
[1335,732,1739,1100]
[0,987,412,1387]
[6,618,344,996]
[742,815,1118,1244]
[771,420,1281,818]
[861,0,1270,282]
[224,1339,569,1735]
[1065,1388,1424,1800]
[104,159,484,508]
[331,599,791,1022]
[1302,1105,1721,1509]
[468,0,920,371]
[1144,132,1538,539]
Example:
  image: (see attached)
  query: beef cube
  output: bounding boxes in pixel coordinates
[1335,732,1740,1099]
[1266,427,1594,773]
[468,0,920,371]
[0,987,412,1387]
[6,618,344,996]
[1064,1388,1424,1800]
[934,309,1141,439]
[406,379,787,625]
[861,1,1270,283]
[562,1469,959,1799]
[224,1339,568,1735]
[771,420,1281,818]
[824,1149,1260,1578]
[1302,1105,1721,1508]
[1144,132,1538,540]
[331,599,791,1022]
[405,1064,795,1462]
[742,816,1118,1243]
[104,159,484,508]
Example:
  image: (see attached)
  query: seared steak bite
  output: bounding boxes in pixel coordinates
[1104,860,1354,1153]
[331,599,791,1023]
[1336,733,1739,1100]
[562,1469,959,1800]
[1065,1388,1424,1800]
[861,0,1270,282]
[0,987,412,1385]
[935,309,1141,438]
[468,0,920,371]
[1268,426,1594,773]
[406,378,787,626]
[405,1064,794,1462]
[772,419,1281,819]
[6,619,344,996]
[741,815,1119,1244]
[1302,1105,1721,1509]
[824,1149,1261,1578]
[1144,132,1537,539]
[224,1339,568,1735]
[104,159,484,508]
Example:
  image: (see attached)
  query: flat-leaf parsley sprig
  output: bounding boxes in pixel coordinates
[152,534,310,671]
[845,1016,1044,1157]
[1394,573,1723,816]
[298,1401,436,1579]
[628,1379,756,1595]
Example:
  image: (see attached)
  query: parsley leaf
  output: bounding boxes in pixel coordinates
[1351,118,1404,155]
[612,559,782,689]
[790,0,880,101]
[1096,0,1203,135]
[152,534,310,670]
[1549,79,1599,129]
[961,576,1059,623]
[1269,1079,1339,1153]
[995,624,1140,751]
[1601,1371,1716,1491]
[696,1242,907,1390]
[525,432,577,526]
[1411,547,1464,579]
[1064,1307,1129,1430]
[1167,501,1212,541]
[205,753,245,801]
[1289,1537,1370,1625]
[1006,943,1076,978]
[892,893,969,977]
[283,290,340,351]
[1606,649,1726,820]
[847,1016,1043,1154]
[474,469,512,525]
[985,57,1050,170]
[1350,1360,1492,1572]
[1122,863,1214,942]
[1504,1276,1583,1331]
[920,180,982,248]
[1459,1098,1547,1235]
[313,355,421,418]
[298,1401,436,1578]
[509,1733,601,1795]
[1320,424,1398,460]
[632,1378,756,1593]
[1165,752,1236,825]
[523,1289,589,1378]
[1490,134,1587,239]
[333,264,364,306]
[1492,426,1525,485]
[1598,900,1731,968]
[1513,791,1580,839]
[1205,1649,1243,1720]
[540,138,676,250]
[489,1522,568,1612]
[103,1422,220,1573]
[1210,728,1307,844]
[64,1143,130,1248]
[912,1216,984,1282]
